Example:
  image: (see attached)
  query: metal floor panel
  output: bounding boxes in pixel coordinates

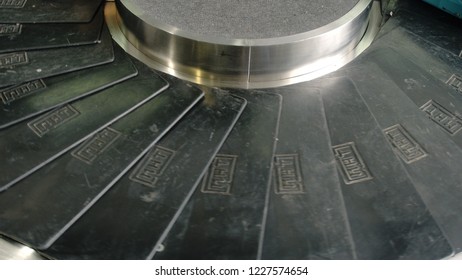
[0,0,461,260]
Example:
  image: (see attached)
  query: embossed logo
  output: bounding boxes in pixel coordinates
[27,105,80,137]
[274,154,304,194]
[1,79,46,104]
[333,142,373,185]
[72,128,122,164]
[0,0,26,8]
[447,74,462,93]
[420,100,462,135]
[0,23,22,36]
[129,146,175,187]
[0,52,28,68]
[201,154,237,195]
[384,124,427,164]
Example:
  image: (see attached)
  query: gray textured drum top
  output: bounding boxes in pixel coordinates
[126,0,361,39]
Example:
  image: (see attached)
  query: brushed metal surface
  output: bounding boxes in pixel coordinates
[0,237,44,260]
[0,26,114,88]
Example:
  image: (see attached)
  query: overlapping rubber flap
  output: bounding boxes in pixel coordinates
[4,75,455,260]
[258,78,453,260]
[0,75,203,250]
[154,89,282,260]
[0,45,138,129]
[0,0,197,259]
[0,0,103,23]
[0,5,105,53]
[315,77,453,259]
[0,2,118,89]
[0,60,168,192]
[1,0,263,260]
[386,0,462,57]
[0,80,284,259]
[373,7,462,87]
[155,75,455,259]
[0,26,114,87]
[0,57,250,258]
[336,5,462,254]
[310,6,462,256]
[43,91,247,259]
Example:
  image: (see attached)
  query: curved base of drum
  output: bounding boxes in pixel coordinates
[105,0,382,89]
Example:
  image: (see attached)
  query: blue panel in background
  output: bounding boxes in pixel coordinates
[423,0,462,19]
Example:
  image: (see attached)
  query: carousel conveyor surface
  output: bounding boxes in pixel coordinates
[0,0,462,260]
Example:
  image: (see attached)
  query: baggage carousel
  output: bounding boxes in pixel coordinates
[0,0,462,260]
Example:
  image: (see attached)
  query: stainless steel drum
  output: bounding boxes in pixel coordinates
[106,0,382,88]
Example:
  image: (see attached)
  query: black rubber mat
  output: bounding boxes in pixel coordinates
[393,0,462,56]
[338,61,462,253]
[260,86,354,260]
[154,89,281,260]
[43,93,246,260]
[0,5,104,53]
[373,18,462,87]
[0,60,168,192]
[0,77,203,250]
[359,49,462,149]
[319,77,453,259]
[391,10,462,57]
[0,26,114,88]
[0,0,103,23]
[0,45,138,129]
